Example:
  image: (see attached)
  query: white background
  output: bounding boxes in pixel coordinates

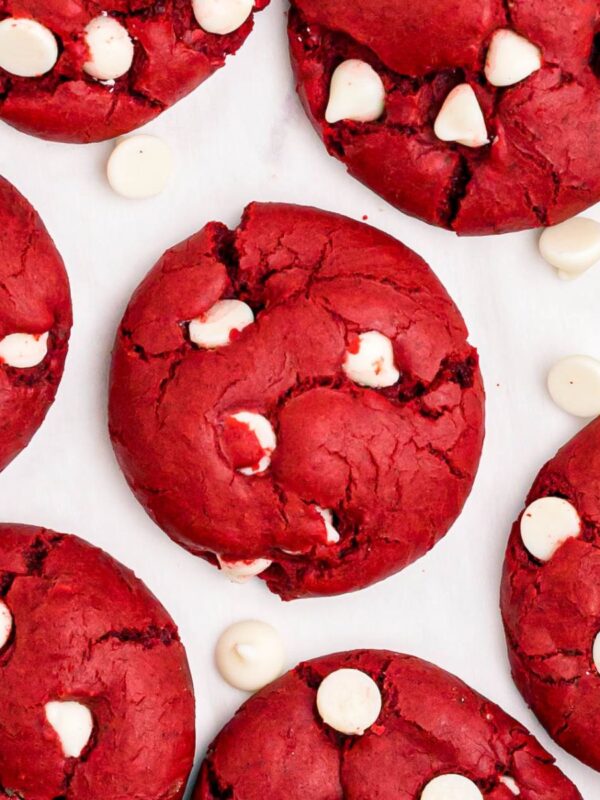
[1,2,599,796]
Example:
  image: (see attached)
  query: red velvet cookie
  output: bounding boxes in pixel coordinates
[0,177,71,474]
[0,524,195,799]
[0,1,269,143]
[109,202,485,600]
[501,417,600,772]
[288,0,600,235]
[195,649,581,799]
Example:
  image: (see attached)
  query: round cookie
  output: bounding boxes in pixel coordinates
[501,417,600,771]
[109,202,485,600]
[288,0,600,235]
[0,1,269,143]
[0,177,71,474]
[0,523,195,798]
[194,649,582,799]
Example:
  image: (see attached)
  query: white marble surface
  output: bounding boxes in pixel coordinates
[0,2,599,796]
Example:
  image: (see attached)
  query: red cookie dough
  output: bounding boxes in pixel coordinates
[0,177,71,474]
[288,0,600,235]
[194,649,582,799]
[0,524,195,799]
[0,1,269,144]
[501,417,600,772]
[109,202,485,600]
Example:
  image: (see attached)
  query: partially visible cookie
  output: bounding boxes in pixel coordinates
[0,177,71,474]
[502,417,600,772]
[195,649,581,799]
[0,524,195,799]
[0,1,269,143]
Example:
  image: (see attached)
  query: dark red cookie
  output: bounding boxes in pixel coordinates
[109,202,484,600]
[0,1,269,143]
[501,417,600,772]
[194,649,581,799]
[0,524,195,799]
[288,0,600,235]
[0,176,71,474]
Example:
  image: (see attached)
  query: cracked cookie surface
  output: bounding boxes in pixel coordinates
[0,524,195,799]
[501,417,600,772]
[0,176,71,475]
[194,649,582,799]
[0,0,269,143]
[288,0,600,235]
[108,202,484,600]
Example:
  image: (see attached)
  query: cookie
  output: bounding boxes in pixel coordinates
[0,524,195,798]
[0,1,269,143]
[109,202,485,599]
[195,649,581,799]
[288,0,600,235]
[501,417,600,771]
[0,177,71,474]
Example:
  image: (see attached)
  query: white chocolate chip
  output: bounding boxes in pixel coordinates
[500,776,521,796]
[0,600,13,650]
[421,774,483,800]
[547,355,600,417]
[592,631,600,674]
[45,701,94,758]
[485,29,542,87]
[229,411,277,475]
[107,135,173,199]
[434,84,489,148]
[316,668,382,735]
[0,17,58,78]
[215,620,285,691]
[189,300,254,349]
[83,16,134,82]
[343,331,399,388]
[192,0,254,35]
[520,496,581,562]
[217,557,272,583]
[0,332,49,368]
[316,507,340,544]
[325,59,386,124]
[539,217,600,280]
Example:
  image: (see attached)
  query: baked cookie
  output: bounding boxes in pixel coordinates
[109,202,485,600]
[0,524,195,798]
[0,177,71,474]
[195,649,581,799]
[501,417,600,771]
[288,0,600,235]
[0,1,269,143]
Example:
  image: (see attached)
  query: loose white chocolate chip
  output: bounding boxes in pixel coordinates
[343,331,399,388]
[316,668,382,735]
[229,411,277,475]
[107,135,173,199]
[325,59,386,124]
[593,632,600,674]
[0,332,49,368]
[500,776,521,796]
[189,300,254,349]
[421,774,483,800]
[192,0,254,35]
[485,29,542,87]
[547,355,600,417]
[215,620,285,691]
[0,600,13,650]
[316,506,340,544]
[520,497,581,562]
[217,557,273,583]
[539,217,600,280]
[0,17,59,77]
[434,84,489,148]
[45,701,94,758]
[83,16,134,82]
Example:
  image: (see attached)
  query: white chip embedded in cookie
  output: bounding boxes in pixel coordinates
[547,355,600,417]
[217,557,273,583]
[228,412,277,475]
[325,60,386,124]
[485,29,542,87]
[316,668,382,735]
[0,17,58,78]
[84,16,135,82]
[45,701,94,759]
[0,332,49,369]
[343,331,399,388]
[107,135,173,199]
[192,0,254,35]
[189,300,254,349]
[0,600,12,650]
[520,496,581,562]
[434,84,489,148]
[216,620,285,691]
[316,507,340,544]
[421,774,483,800]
